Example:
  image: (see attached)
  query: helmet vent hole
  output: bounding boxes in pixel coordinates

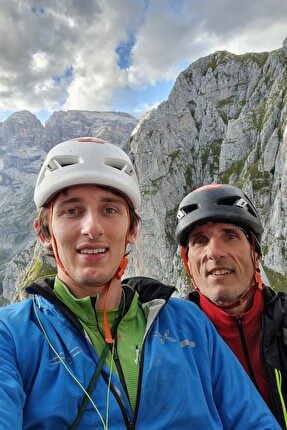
[180,204,198,217]
[218,196,257,216]
[47,156,82,171]
[218,196,238,206]
[105,158,133,176]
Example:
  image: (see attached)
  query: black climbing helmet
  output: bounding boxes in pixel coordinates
[175,184,263,254]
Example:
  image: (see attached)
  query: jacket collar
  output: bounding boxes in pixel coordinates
[122,276,175,303]
[26,276,175,328]
[187,284,279,309]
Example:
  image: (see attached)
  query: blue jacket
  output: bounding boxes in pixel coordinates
[0,277,280,429]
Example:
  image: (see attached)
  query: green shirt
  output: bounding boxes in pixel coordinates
[54,277,146,410]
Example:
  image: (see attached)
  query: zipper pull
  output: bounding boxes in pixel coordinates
[134,345,139,365]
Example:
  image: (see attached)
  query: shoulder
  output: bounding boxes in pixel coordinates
[277,290,287,300]
[264,286,287,306]
[159,297,226,351]
[0,299,34,331]
[0,298,33,315]
[165,297,212,325]
[263,287,287,327]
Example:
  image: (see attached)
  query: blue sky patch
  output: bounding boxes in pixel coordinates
[116,37,135,69]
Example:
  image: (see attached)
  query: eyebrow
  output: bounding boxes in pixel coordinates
[189,226,243,238]
[56,195,126,208]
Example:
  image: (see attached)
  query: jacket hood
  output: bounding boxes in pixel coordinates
[122,276,175,303]
[26,275,175,316]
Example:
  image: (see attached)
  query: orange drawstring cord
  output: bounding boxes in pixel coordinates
[254,268,263,291]
[181,246,192,277]
[49,200,69,276]
[249,230,263,291]
[103,201,131,343]
[103,280,114,344]
[116,256,129,279]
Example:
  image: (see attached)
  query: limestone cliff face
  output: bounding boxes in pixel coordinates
[126,47,287,292]
[2,45,287,302]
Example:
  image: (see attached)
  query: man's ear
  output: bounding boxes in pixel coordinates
[187,260,193,277]
[34,219,52,249]
[255,252,261,269]
[128,222,138,244]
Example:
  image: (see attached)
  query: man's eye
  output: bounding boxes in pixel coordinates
[64,208,79,214]
[105,207,116,214]
[227,233,238,240]
[192,237,207,245]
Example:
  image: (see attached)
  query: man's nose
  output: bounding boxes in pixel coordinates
[81,212,104,238]
[206,238,226,260]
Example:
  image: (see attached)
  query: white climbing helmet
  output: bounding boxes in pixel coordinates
[34,137,141,209]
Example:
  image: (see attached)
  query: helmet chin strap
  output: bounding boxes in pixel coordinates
[103,256,129,344]
[181,244,263,311]
[49,200,131,344]
[210,283,257,310]
[49,200,69,276]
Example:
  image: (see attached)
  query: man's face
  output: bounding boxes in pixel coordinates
[46,185,137,297]
[187,222,259,307]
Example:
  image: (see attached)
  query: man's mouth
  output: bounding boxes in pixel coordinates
[79,248,107,255]
[210,269,231,275]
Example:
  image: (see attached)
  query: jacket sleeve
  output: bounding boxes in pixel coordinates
[0,319,25,429]
[204,313,281,429]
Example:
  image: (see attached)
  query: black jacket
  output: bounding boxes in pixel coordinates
[186,286,287,430]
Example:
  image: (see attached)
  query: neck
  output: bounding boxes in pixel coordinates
[95,278,122,311]
[57,274,123,310]
[199,284,257,317]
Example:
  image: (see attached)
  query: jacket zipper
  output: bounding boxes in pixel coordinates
[111,340,143,429]
[112,342,130,397]
[102,370,135,429]
[112,343,136,427]
[237,318,259,390]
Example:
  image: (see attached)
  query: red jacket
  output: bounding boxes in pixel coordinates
[186,286,287,429]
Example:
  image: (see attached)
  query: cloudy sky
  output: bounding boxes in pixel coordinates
[1,0,287,123]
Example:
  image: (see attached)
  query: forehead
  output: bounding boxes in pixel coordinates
[55,184,126,204]
[189,222,246,237]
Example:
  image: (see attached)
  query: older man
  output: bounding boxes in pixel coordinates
[175,183,287,429]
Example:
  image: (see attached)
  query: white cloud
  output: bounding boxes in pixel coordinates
[31,52,49,72]
[0,0,286,120]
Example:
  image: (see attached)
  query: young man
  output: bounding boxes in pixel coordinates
[175,183,287,429]
[0,141,281,429]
